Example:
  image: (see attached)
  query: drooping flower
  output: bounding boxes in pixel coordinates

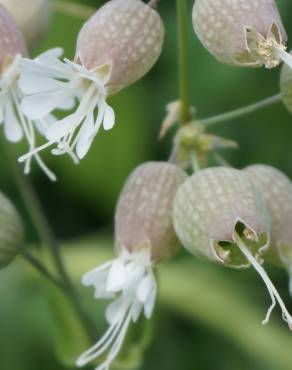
[192,0,292,69]
[18,0,164,166]
[0,190,24,269]
[0,0,51,48]
[172,167,292,329]
[0,5,55,180]
[244,165,292,295]
[77,162,187,370]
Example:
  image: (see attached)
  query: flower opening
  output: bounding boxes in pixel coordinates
[76,243,157,370]
[18,49,115,164]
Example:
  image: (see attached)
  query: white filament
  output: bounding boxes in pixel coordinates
[0,55,55,180]
[274,47,292,70]
[234,232,292,329]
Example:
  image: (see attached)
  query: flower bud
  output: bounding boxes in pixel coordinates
[244,165,292,258]
[192,0,290,69]
[280,55,292,113]
[0,4,27,71]
[115,161,188,262]
[173,167,292,329]
[0,0,51,48]
[77,163,187,369]
[173,167,269,267]
[76,0,164,94]
[0,191,24,269]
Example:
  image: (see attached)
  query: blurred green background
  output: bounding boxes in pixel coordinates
[1,0,292,369]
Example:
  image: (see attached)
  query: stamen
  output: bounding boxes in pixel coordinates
[76,304,131,368]
[234,231,292,329]
[274,47,292,69]
[12,89,57,181]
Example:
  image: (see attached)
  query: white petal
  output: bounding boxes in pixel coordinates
[76,110,95,159]
[103,102,115,131]
[4,97,23,142]
[45,113,75,141]
[59,97,76,111]
[106,259,126,293]
[21,90,74,119]
[18,73,67,94]
[38,47,64,60]
[136,274,156,304]
[105,296,125,324]
[21,58,73,80]
[144,284,157,319]
[131,301,143,323]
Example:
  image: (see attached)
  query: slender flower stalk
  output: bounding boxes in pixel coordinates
[0,134,95,340]
[199,94,282,126]
[176,0,191,126]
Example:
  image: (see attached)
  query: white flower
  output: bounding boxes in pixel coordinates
[76,244,157,370]
[0,54,56,180]
[18,48,115,165]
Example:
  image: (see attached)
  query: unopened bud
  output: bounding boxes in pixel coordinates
[173,167,269,268]
[173,167,292,329]
[280,54,292,113]
[0,4,27,71]
[76,0,164,94]
[0,0,51,48]
[115,161,187,262]
[0,191,24,269]
[244,165,292,259]
[192,0,289,69]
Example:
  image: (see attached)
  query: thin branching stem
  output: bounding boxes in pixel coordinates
[21,248,62,288]
[176,0,192,126]
[200,93,282,126]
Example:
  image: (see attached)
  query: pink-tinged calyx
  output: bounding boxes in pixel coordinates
[115,161,188,263]
[76,0,165,94]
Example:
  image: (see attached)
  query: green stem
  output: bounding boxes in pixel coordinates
[21,249,62,288]
[21,249,96,340]
[53,0,95,20]
[177,0,192,126]
[0,136,96,341]
[200,93,282,126]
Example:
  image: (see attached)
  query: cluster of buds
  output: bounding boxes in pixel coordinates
[77,162,187,370]
[192,0,292,69]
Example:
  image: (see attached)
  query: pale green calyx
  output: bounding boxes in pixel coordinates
[173,167,270,268]
[0,191,24,269]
